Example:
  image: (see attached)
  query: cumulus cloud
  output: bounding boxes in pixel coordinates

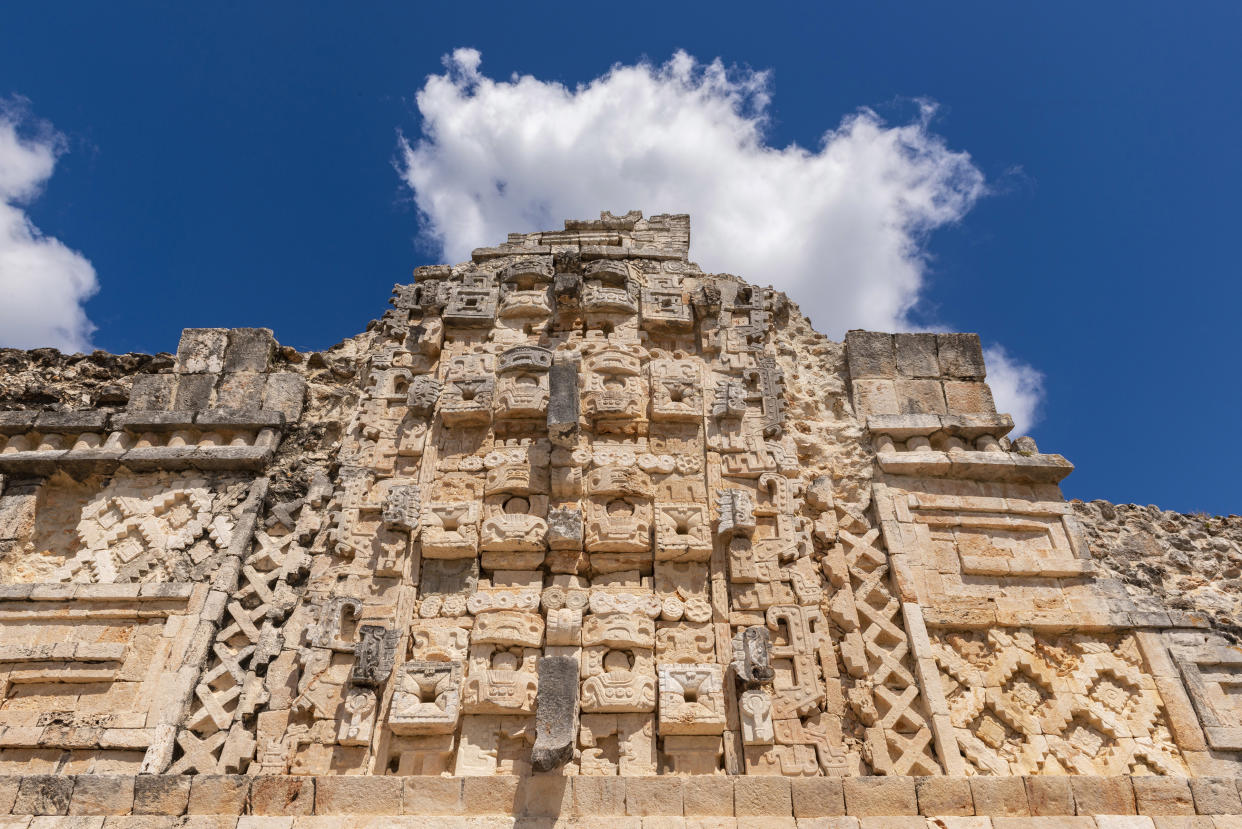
[399,49,1045,428]
[984,345,1045,435]
[0,100,97,352]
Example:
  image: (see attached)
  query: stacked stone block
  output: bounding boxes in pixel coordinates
[0,211,1238,824]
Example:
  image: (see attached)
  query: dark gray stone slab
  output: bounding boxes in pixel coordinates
[547,362,579,447]
[532,655,579,772]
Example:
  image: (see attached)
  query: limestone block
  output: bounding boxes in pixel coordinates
[516,775,572,818]
[547,362,581,447]
[215,372,266,410]
[1093,819,1157,829]
[850,379,898,417]
[495,346,552,417]
[1024,776,1074,816]
[0,486,36,539]
[262,373,306,421]
[131,778,189,816]
[738,690,774,745]
[936,333,985,379]
[420,501,482,558]
[547,507,584,550]
[916,777,974,816]
[103,818,185,829]
[68,778,134,816]
[841,778,917,817]
[581,645,657,713]
[845,331,896,379]
[896,379,947,415]
[663,736,724,775]
[176,329,229,374]
[350,624,400,686]
[222,328,275,372]
[388,660,462,734]
[730,626,774,689]
[185,777,248,816]
[734,777,791,817]
[1188,778,1242,815]
[969,777,1029,817]
[14,777,74,816]
[658,664,727,735]
[894,333,939,378]
[29,820,106,829]
[0,778,22,815]
[248,778,314,817]
[471,611,544,647]
[654,503,713,561]
[944,380,996,414]
[626,778,684,817]
[461,776,519,815]
[1133,777,1195,816]
[462,645,540,715]
[787,779,845,819]
[571,776,627,817]
[173,374,216,411]
[312,777,402,816]
[401,777,463,815]
[682,777,735,818]
[1070,777,1135,816]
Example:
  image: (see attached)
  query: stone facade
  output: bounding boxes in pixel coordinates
[0,211,1240,823]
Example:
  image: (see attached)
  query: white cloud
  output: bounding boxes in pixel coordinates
[399,49,1045,428]
[0,100,98,352]
[984,345,1045,435]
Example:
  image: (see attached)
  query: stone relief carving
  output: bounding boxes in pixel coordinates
[0,212,1217,788]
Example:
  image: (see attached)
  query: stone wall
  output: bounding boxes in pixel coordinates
[0,212,1239,820]
[0,772,1236,824]
[1075,500,1242,641]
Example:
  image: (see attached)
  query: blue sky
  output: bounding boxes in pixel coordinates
[1,2,1239,515]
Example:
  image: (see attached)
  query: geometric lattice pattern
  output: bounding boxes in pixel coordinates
[835,528,942,776]
[933,628,1188,776]
[56,473,237,584]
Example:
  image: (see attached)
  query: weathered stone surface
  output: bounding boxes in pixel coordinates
[1133,777,1195,816]
[131,778,190,817]
[312,778,402,816]
[249,778,314,816]
[222,328,274,373]
[969,777,1028,818]
[935,333,986,379]
[0,211,1239,823]
[531,655,579,771]
[186,778,248,816]
[1024,776,1074,817]
[626,777,683,816]
[1070,777,1136,816]
[845,331,896,379]
[894,333,939,378]
[841,778,916,817]
[14,778,73,816]
[916,777,973,816]
[68,778,134,817]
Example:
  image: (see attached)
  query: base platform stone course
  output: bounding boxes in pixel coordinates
[0,776,1232,822]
